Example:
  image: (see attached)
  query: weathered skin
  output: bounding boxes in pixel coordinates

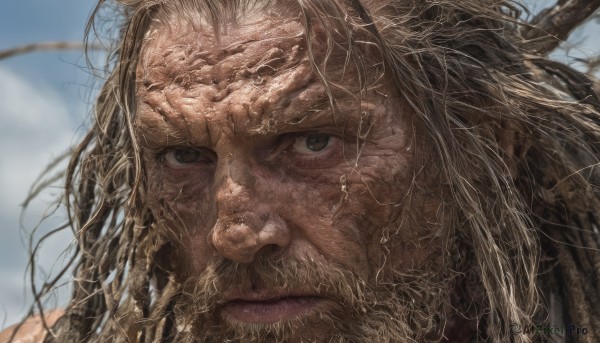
[1,10,449,343]
[135,10,448,337]
[136,14,440,275]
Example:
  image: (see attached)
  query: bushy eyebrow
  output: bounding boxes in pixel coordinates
[134,85,368,149]
[272,96,332,128]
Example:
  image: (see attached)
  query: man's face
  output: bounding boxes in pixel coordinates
[135,10,451,342]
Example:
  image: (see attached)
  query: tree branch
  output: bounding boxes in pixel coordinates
[522,0,600,55]
[0,41,103,60]
[572,55,600,79]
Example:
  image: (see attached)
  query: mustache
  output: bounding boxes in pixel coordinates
[177,255,373,317]
[166,253,454,342]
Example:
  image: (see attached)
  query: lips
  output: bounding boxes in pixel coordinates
[221,294,323,324]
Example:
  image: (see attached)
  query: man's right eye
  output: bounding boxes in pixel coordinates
[163,148,215,168]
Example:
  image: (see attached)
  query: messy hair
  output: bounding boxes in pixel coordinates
[12,0,600,342]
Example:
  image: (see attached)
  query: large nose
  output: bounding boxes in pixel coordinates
[210,159,291,264]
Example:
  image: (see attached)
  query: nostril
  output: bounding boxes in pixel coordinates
[260,212,270,222]
[254,244,282,259]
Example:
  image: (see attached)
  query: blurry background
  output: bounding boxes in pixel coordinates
[0,0,598,330]
[0,0,99,328]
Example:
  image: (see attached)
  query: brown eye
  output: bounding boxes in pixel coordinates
[293,134,333,154]
[164,148,213,167]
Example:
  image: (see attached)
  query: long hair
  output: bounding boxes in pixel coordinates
[12,0,600,342]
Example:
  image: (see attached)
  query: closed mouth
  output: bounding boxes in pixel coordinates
[221,295,324,324]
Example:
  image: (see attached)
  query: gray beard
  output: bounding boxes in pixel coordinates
[165,256,456,343]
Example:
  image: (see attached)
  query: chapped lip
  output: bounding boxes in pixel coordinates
[225,291,317,302]
[220,286,322,303]
[219,289,326,324]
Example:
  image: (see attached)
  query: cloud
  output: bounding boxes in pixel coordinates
[0,67,78,328]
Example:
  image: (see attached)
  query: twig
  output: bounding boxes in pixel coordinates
[0,41,104,60]
[578,56,600,75]
[522,0,600,55]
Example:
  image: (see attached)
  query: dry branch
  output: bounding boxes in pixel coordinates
[0,41,103,60]
[522,0,600,54]
[580,56,600,75]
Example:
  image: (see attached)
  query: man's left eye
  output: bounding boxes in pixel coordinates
[293,134,334,154]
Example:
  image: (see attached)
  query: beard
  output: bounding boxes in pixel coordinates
[161,252,457,343]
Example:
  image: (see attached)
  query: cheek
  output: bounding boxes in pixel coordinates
[143,147,427,279]
[144,160,218,271]
[274,166,401,279]
[340,134,446,277]
[273,167,385,275]
[340,159,414,276]
[144,149,214,217]
[381,168,448,273]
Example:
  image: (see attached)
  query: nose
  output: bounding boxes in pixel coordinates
[210,174,291,264]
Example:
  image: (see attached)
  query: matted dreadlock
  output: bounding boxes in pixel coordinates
[9,0,600,342]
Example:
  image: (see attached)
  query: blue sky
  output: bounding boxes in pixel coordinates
[0,0,98,328]
[0,0,599,330]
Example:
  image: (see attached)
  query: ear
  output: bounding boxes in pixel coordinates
[498,119,529,180]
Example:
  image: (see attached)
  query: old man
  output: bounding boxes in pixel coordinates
[3,0,600,342]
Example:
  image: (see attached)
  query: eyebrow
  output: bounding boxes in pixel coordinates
[272,85,370,129]
[275,96,332,127]
[135,88,366,148]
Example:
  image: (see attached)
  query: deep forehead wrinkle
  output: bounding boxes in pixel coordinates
[138,15,306,83]
[135,11,379,150]
[136,18,302,129]
[136,81,369,149]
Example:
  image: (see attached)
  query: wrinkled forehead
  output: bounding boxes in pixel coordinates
[137,1,305,70]
[137,16,306,82]
[135,1,384,90]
